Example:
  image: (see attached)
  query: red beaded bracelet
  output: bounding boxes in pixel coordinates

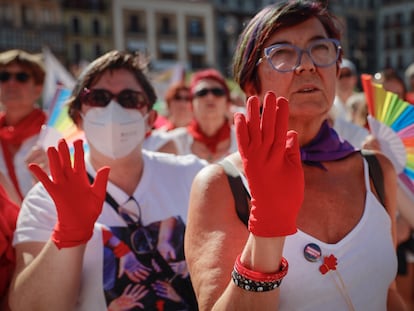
[234,254,289,282]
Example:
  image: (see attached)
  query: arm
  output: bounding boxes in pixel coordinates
[185,92,304,310]
[10,241,86,311]
[9,139,109,311]
[185,168,286,310]
[373,152,408,311]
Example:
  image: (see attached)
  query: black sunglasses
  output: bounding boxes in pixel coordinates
[80,88,148,109]
[0,71,31,83]
[194,87,226,98]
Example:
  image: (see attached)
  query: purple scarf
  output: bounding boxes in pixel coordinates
[300,120,357,170]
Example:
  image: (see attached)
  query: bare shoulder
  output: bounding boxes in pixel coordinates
[187,154,245,231]
[185,153,248,309]
[364,150,397,214]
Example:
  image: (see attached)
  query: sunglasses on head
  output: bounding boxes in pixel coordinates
[80,88,148,109]
[0,71,31,83]
[194,87,226,98]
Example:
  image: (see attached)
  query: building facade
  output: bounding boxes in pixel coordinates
[113,0,216,71]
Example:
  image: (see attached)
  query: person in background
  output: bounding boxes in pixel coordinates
[168,68,238,163]
[9,50,206,311]
[331,58,358,121]
[0,49,48,201]
[345,92,368,129]
[156,82,193,132]
[184,1,407,310]
[404,62,414,104]
[376,67,407,100]
[142,81,192,155]
[328,57,369,148]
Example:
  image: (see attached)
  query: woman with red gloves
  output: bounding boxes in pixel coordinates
[184,1,407,310]
[8,51,206,310]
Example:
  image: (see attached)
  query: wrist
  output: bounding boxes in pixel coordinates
[241,234,286,272]
[232,253,288,292]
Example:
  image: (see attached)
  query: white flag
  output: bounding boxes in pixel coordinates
[42,46,76,110]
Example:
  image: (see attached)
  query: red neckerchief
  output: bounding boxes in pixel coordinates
[187,119,231,153]
[163,120,176,132]
[0,108,46,199]
[0,184,19,298]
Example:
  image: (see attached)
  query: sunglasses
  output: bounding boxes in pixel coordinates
[0,71,31,83]
[80,88,148,109]
[193,87,226,98]
[174,95,191,101]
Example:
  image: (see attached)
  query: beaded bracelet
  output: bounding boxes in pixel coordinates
[232,254,289,292]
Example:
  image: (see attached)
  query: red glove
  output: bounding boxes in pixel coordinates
[234,92,304,237]
[29,139,110,249]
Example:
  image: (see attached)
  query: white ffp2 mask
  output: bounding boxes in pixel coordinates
[82,100,147,159]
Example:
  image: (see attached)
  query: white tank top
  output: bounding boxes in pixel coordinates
[279,159,397,311]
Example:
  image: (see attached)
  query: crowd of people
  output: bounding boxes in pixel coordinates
[0,0,413,310]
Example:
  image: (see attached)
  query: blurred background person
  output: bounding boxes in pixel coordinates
[0,49,48,201]
[375,67,407,100]
[168,68,238,163]
[345,92,369,129]
[330,58,369,148]
[404,62,414,104]
[331,58,358,121]
[156,81,193,132]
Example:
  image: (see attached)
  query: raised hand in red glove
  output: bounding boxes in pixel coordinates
[29,139,110,249]
[234,92,304,237]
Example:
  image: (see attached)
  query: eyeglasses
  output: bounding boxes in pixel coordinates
[80,88,148,109]
[193,87,226,98]
[0,71,31,83]
[258,38,341,73]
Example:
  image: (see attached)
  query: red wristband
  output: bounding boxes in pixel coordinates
[234,254,288,282]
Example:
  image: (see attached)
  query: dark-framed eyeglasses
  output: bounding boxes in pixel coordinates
[0,71,31,83]
[80,88,148,109]
[257,38,341,73]
[193,87,226,98]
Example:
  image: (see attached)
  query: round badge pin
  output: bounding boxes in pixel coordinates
[303,243,322,262]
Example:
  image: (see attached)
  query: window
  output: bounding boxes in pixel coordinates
[188,18,203,38]
[72,17,80,34]
[161,17,171,35]
[92,19,101,36]
[129,15,139,32]
[395,32,403,48]
[21,5,34,26]
[73,43,82,62]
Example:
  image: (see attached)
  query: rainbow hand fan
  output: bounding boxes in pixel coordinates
[361,74,414,198]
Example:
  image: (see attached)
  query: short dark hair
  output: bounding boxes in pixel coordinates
[68,50,157,124]
[232,0,342,94]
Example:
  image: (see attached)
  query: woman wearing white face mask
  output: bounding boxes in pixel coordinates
[9,50,207,311]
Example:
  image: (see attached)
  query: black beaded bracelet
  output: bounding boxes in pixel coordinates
[231,269,283,292]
